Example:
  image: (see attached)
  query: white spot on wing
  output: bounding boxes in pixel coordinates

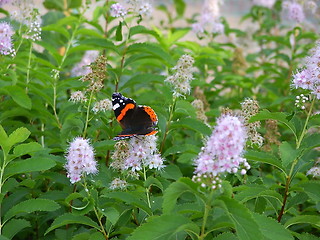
[113,103,120,110]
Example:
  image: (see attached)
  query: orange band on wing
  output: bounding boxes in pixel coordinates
[117,103,135,121]
[145,130,158,136]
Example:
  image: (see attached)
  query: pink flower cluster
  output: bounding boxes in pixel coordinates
[192,0,224,35]
[292,43,320,99]
[0,0,9,7]
[193,115,250,189]
[65,137,98,184]
[0,22,15,56]
[283,1,305,23]
[110,0,153,18]
[124,136,164,172]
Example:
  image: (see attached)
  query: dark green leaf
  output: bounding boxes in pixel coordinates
[245,150,285,173]
[284,215,320,228]
[2,219,30,239]
[173,0,186,16]
[220,197,263,240]
[0,86,32,109]
[171,118,211,135]
[116,21,123,41]
[4,156,56,179]
[252,213,293,240]
[127,214,199,240]
[162,177,203,214]
[45,213,100,235]
[4,198,60,222]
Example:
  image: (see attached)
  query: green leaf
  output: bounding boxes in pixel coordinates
[4,156,56,179]
[245,150,285,173]
[250,110,297,139]
[120,74,165,90]
[103,192,152,216]
[0,86,32,109]
[2,219,30,239]
[300,181,320,202]
[173,0,186,16]
[0,125,9,155]
[116,21,123,41]
[145,176,163,192]
[42,24,70,39]
[127,214,199,240]
[279,142,299,168]
[13,142,43,157]
[4,198,60,222]
[45,213,100,235]
[220,197,263,240]
[213,232,238,240]
[162,177,203,214]
[171,118,211,135]
[129,25,160,40]
[126,43,174,66]
[252,213,293,240]
[160,164,183,180]
[103,207,120,225]
[284,215,320,228]
[7,127,30,149]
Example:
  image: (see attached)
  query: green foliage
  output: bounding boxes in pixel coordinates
[0,0,319,239]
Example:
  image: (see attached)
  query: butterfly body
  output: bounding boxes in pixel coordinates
[112,92,158,140]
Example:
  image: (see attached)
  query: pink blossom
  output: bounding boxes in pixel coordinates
[65,137,97,184]
[110,3,127,18]
[283,2,305,23]
[0,22,15,56]
[194,115,249,184]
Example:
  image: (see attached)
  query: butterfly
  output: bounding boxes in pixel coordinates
[112,92,158,140]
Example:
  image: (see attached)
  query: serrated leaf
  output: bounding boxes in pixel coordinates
[4,156,56,179]
[162,177,203,214]
[103,192,152,216]
[250,110,297,139]
[279,142,299,168]
[284,215,320,228]
[4,198,60,222]
[252,213,293,240]
[127,214,199,240]
[213,232,238,240]
[220,197,263,240]
[45,213,100,235]
[7,127,30,149]
[0,86,32,109]
[245,150,285,173]
[2,219,30,239]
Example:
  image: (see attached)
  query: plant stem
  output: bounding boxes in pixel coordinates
[296,96,315,148]
[199,191,214,240]
[83,179,108,239]
[83,91,94,138]
[0,150,8,235]
[278,96,315,222]
[143,165,152,210]
[160,96,177,153]
[25,42,33,93]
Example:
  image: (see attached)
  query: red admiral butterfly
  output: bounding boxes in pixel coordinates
[112,92,158,140]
